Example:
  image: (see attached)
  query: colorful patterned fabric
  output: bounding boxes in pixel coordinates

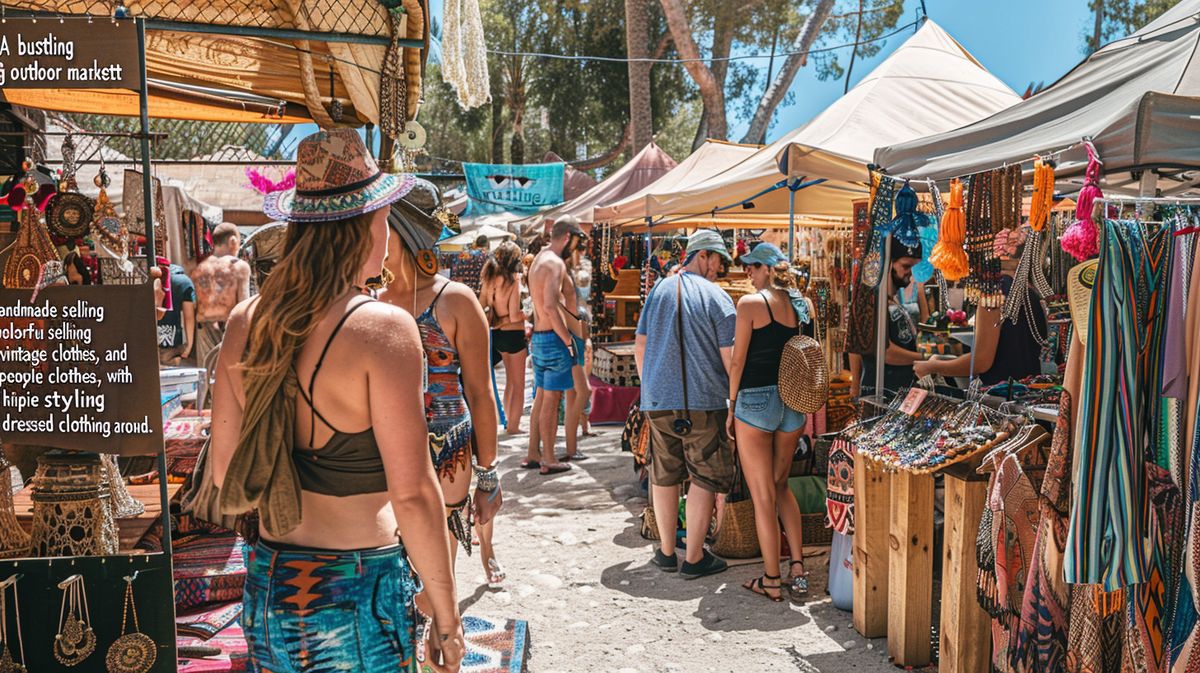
[825,438,855,535]
[178,621,250,673]
[1067,219,1174,590]
[177,602,244,640]
[461,616,529,673]
[417,284,474,481]
[988,454,1041,672]
[450,248,488,293]
[241,540,421,673]
[174,533,249,611]
[1011,391,1076,673]
[1067,587,1127,673]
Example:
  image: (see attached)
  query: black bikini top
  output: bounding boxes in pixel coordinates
[293,299,388,496]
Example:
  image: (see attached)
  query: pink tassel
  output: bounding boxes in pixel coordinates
[245,168,296,195]
[1060,144,1102,261]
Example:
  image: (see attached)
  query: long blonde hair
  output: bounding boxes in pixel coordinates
[241,213,375,383]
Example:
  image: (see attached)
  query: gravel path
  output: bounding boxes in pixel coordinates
[453,426,900,673]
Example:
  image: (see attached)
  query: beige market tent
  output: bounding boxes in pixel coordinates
[875,0,1200,194]
[512,142,678,235]
[0,0,427,127]
[594,140,762,225]
[612,19,1020,224]
[438,224,516,251]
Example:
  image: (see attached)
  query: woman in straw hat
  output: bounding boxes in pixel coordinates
[727,242,815,603]
[210,129,463,672]
[382,188,506,589]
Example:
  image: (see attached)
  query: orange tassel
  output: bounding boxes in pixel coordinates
[930,178,968,281]
[1029,157,1054,231]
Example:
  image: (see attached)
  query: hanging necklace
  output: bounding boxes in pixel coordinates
[0,576,26,673]
[105,577,155,673]
[53,575,95,666]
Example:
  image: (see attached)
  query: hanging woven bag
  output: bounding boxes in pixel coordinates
[778,332,829,414]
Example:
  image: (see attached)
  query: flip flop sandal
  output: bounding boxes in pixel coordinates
[486,558,506,588]
[743,574,783,602]
[559,452,591,462]
[789,561,810,598]
[519,460,541,470]
[539,464,572,475]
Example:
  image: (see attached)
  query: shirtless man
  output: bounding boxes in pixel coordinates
[525,216,587,475]
[190,223,251,367]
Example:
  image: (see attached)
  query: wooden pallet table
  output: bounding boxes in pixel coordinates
[853,458,891,638]
[939,464,991,673]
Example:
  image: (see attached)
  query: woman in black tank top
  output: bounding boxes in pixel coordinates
[210,131,464,671]
[726,243,814,603]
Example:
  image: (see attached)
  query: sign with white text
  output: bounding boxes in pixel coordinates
[0,18,141,89]
[0,285,163,455]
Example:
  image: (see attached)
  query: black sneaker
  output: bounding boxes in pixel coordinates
[680,549,728,580]
[651,548,678,572]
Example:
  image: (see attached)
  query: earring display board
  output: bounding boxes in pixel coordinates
[1,554,175,672]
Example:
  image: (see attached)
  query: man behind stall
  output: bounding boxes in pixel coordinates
[853,239,924,397]
[190,223,251,366]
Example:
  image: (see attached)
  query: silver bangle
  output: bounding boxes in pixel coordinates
[474,465,500,492]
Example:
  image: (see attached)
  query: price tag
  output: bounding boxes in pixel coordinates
[899,388,929,416]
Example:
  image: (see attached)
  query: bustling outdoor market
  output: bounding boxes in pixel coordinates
[0,0,1199,671]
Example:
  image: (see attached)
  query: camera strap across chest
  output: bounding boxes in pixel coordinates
[676,276,689,413]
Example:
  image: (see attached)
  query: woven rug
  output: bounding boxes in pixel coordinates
[177,601,243,640]
[462,615,529,673]
[174,532,248,611]
[177,621,249,673]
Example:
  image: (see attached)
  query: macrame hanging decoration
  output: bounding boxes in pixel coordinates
[102,454,144,519]
[1060,144,1104,261]
[441,0,491,110]
[28,454,119,558]
[3,172,60,290]
[930,178,969,281]
[0,446,30,560]
[379,2,410,140]
[91,165,133,273]
[1028,157,1055,232]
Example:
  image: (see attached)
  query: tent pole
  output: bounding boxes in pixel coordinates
[138,17,173,562]
[788,186,797,259]
[874,234,891,399]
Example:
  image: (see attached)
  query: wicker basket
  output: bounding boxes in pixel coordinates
[712,497,759,558]
[778,334,829,413]
[802,512,833,546]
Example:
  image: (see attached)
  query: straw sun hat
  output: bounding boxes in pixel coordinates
[263,128,416,222]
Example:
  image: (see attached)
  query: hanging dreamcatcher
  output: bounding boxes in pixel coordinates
[47,134,95,240]
[2,171,60,290]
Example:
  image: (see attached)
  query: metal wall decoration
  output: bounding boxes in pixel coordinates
[28,455,119,558]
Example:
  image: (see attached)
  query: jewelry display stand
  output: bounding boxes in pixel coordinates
[0,449,30,560]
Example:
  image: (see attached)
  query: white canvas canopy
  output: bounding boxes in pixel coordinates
[875,1,1200,194]
[618,19,1020,223]
[438,224,517,251]
[593,140,762,225]
[512,142,679,235]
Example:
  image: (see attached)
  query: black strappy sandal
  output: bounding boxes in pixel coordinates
[743,573,783,602]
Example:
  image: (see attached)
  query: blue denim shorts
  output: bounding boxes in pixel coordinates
[734,385,807,433]
[531,330,574,391]
[572,334,586,368]
[242,540,421,673]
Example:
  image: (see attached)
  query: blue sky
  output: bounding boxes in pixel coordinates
[401,0,1095,155]
[759,0,1095,142]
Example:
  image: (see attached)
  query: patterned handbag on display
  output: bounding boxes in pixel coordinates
[620,399,650,466]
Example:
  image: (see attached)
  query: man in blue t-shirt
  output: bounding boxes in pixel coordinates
[634,229,736,579]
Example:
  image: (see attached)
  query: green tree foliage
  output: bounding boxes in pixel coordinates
[1085,0,1175,53]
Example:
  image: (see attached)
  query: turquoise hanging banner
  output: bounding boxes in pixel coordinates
[463,162,565,216]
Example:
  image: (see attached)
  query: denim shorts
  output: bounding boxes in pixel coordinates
[242,540,421,673]
[530,330,574,391]
[572,334,586,367]
[734,385,807,433]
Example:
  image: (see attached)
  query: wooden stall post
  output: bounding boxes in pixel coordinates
[887,470,935,667]
[939,465,991,673]
[852,458,891,638]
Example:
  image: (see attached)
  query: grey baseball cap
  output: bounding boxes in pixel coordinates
[685,229,733,262]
